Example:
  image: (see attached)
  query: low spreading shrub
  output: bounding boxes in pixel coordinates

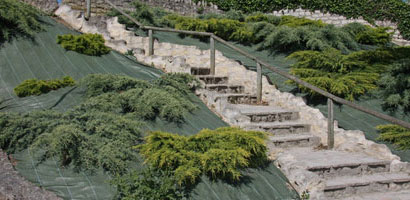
[278,16,325,27]
[377,124,410,150]
[342,23,392,46]
[137,127,268,185]
[0,0,43,43]
[378,59,410,114]
[1,73,200,174]
[57,34,110,56]
[112,167,188,200]
[287,49,380,100]
[14,76,75,97]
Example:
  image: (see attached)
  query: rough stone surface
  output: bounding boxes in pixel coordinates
[19,0,59,14]
[0,150,61,200]
[55,6,410,199]
[62,0,221,16]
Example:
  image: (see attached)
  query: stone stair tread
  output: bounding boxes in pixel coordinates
[325,172,410,190]
[341,190,410,200]
[244,121,310,127]
[196,75,228,78]
[230,104,295,115]
[287,148,390,170]
[205,84,243,87]
[269,134,318,142]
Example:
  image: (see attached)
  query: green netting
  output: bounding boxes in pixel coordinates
[150,30,410,162]
[0,17,299,200]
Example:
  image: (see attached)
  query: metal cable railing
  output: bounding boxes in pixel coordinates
[99,0,410,148]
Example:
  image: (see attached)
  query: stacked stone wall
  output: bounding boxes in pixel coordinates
[20,0,59,13]
[61,0,220,16]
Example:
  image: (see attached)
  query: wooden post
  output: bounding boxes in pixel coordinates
[210,36,215,75]
[328,98,334,149]
[148,29,154,56]
[85,0,91,20]
[256,62,262,103]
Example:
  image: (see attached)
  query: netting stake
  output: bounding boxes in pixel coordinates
[85,0,91,20]
[257,62,262,103]
[148,29,154,56]
[328,98,334,149]
[210,36,215,75]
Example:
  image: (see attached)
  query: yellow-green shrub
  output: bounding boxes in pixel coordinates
[57,33,110,56]
[137,127,268,185]
[14,76,75,97]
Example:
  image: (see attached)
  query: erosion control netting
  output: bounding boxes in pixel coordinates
[150,30,410,162]
[0,17,299,199]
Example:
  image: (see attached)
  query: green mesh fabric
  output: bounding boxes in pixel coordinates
[0,17,299,200]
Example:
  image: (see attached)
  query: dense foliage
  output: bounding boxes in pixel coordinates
[57,34,110,56]
[377,124,410,150]
[0,0,43,43]
[1,73,199,175]
[137,127,268,185]
[378,59,410,114]
[14,76,75,97]
[194,0,410,40]
[287,49,380,100]
[342,23,392,46]
[113,167,188,200]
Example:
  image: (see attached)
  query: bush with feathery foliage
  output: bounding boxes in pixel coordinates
[0,0,43,43]
[14,76,75,97]
[377,124,410,150]
[378,59,410,114]
[342,23,392,46]
[1,73,200,175]
[137,127,268,185]
[57,33,110,56]
[287,48,380,100]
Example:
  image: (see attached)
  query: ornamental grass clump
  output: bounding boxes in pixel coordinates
[14,76,75,97]
[377,124,410,150]
[137,127,268,185]
[57,33,110,56]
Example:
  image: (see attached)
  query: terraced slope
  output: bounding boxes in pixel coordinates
[0,17,298,199]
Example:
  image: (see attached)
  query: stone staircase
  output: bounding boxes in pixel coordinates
[192,67,410,200]
[55,7,410,199]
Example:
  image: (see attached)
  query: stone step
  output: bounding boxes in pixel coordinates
[341,190,410,200]
[243,122,310,134]
[324,172,410,199]
[205,84,244,94]
[213,94,268,105]
[197,75,229,84]
[191,67,210,75]
[268,134,320,148]
[287,149,391,179]
[228,104,300,122]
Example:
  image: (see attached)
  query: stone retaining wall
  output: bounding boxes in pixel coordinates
[61,0,220,16]
[20,0,59,13]
[272,8,410,46]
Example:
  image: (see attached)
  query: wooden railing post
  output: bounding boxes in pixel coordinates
[148,29,154,56]
[328,98,334,149]
[256,62,262,103]
[85,0,91,20]
[210,36,215,75]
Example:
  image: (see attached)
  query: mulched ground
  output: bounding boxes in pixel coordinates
[0,149,61,200]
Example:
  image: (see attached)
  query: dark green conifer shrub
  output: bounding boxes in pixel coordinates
[287,49,379,100]
[112,167,188,200]
[57,33,110,56]
[343,23,392,46]
[377,124,410,150]
[279,16,325,27]
[137,127,268,185]
[378,59,410,114]
[0,0,43,43]
[14,76,75,97]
